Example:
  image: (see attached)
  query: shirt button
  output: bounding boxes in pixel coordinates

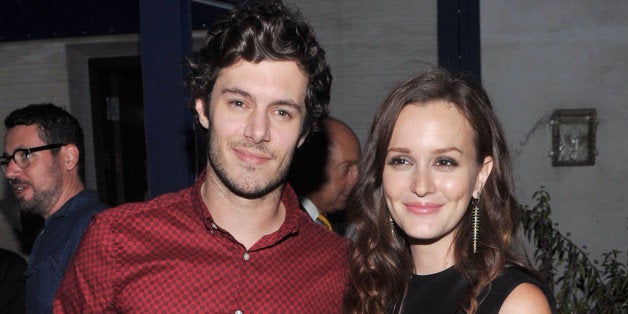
[211,223,218,229]
[243,252,250,261]
[235,310,243,314]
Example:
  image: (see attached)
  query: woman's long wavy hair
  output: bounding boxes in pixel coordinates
[345,66,534,313]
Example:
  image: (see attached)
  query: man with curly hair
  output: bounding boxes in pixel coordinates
[55,1,349,312]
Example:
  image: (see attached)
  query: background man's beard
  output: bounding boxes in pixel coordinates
[19,188,61,217]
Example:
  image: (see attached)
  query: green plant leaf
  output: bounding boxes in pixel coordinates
[522,187,628,312]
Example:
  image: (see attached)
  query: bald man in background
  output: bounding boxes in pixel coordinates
[288,117,361,235]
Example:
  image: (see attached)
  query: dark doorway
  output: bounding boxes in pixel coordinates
[89,56,147,206]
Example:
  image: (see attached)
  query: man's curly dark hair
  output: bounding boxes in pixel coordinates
[185,0,331,136]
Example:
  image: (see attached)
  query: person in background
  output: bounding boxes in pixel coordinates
[289,116,361,235]
[0,247,26,313]
[345,67,554,313]
[54,1,349,312]
[1,103,108,314]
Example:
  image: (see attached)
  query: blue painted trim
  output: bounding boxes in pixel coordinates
[140,0,195,197]
[438,0,481,82]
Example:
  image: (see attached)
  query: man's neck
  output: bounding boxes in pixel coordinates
[44,178,86,219]
[201,171,286,250]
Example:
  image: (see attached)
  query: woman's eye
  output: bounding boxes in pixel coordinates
[387,157,410,166]
[435,157,458,167]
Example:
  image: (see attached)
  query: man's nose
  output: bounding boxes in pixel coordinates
[243,109,271,143]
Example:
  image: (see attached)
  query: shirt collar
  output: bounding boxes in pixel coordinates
[192,169,304,240]
[48,189,95,220]
[299,197,320,221]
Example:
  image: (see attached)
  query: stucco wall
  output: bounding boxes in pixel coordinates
[290,0,438,143]
[481,0,628,258]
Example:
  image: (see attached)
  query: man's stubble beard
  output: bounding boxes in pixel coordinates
[207,135,293,200]
[16,162,63,218]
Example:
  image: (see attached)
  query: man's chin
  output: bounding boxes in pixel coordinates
[223,177,284,200]
[333,201,348,212]
[325,206,344,214]
[19,204,37,214]
[17,198,28,210]
[17,199,40,215]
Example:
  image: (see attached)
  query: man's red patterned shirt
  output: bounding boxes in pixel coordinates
[53,174,349,313]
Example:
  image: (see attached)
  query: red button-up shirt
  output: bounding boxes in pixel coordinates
[53,174,349,313]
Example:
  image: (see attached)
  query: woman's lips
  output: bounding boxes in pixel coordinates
[404,202,443,215]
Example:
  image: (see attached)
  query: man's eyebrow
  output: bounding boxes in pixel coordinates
[270,100,304,113]
[222,88,251,98]
[222,88,304,113]
[2,147,24,156]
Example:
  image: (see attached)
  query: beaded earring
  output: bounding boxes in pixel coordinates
[388,216,396,236]
[472,197,480,253]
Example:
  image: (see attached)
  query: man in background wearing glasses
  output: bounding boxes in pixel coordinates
[1,103,108,314]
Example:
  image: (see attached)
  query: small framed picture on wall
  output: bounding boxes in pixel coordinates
[550,108,597,167]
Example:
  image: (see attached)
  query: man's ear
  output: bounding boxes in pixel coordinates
[297,129,309,148]
[195,99,209,129]
[63,144,80,171]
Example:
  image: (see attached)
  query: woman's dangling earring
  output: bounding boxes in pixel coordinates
[388,216,396,236]
[472,196,480,253]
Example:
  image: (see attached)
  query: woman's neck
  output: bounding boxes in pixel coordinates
[409,233,456,275]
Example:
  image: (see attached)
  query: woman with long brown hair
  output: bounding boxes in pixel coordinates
[345,66,553,313]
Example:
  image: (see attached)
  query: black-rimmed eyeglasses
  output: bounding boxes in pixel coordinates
[0,143,66,173]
